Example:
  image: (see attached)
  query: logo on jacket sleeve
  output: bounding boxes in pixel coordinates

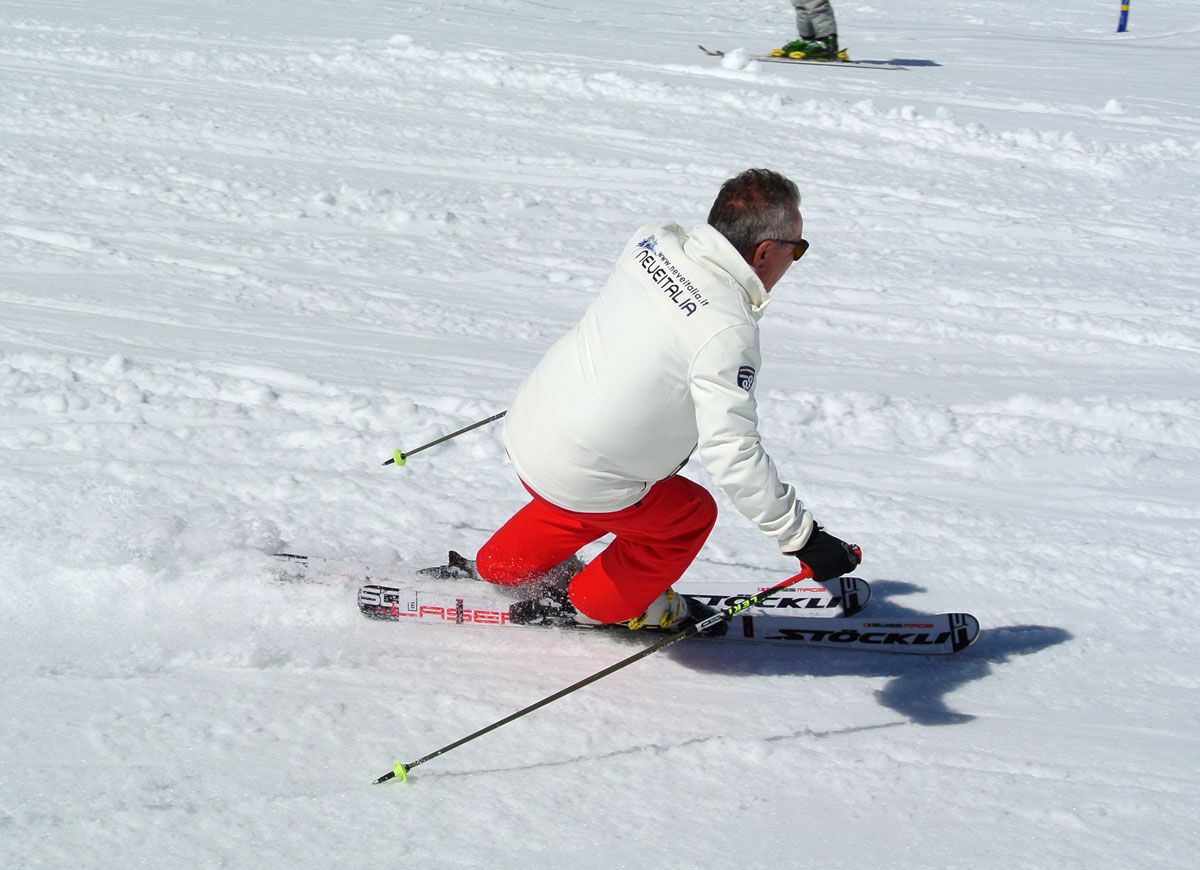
[737,365,756,391]
[637,235,658,253]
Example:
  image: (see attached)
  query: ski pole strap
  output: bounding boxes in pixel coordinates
[372,565,814,783]
[382,411,507,466]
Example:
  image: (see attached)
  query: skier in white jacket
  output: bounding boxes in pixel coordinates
[477,169,860,629]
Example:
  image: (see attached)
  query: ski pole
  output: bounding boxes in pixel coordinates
[372,563,828,784]
[383,411,507,467]
[1117,0,1131,33]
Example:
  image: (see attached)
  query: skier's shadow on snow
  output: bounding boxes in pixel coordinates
[666,579,1072,727]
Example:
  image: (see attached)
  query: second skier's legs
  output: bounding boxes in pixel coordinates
[792,0,838,40]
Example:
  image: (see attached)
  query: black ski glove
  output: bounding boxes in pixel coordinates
[786,526,862,582]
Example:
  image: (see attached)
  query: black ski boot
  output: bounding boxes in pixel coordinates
[625,589,728,637]
[509,585,582,627]
[683,594,729,637]
[818,33,839,58]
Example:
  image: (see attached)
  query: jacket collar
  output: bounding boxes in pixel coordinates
[683,223,771,315]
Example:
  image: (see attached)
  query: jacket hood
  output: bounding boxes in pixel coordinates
[683,223,771,315]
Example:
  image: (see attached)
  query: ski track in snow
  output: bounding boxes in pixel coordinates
[2,1,1198,867]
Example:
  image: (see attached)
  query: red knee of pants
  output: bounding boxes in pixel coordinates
[568,478,717,622]
[476,492,603,586]
[475,544,539,586]
[477,476,717,623]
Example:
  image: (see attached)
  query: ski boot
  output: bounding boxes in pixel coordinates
[771,34,848,61]
[811,33,845,60]
[511,584,727,636]
[626,589,728,637]
[509,584,583,627]
[506,556,588,625]
[771,38,819,59]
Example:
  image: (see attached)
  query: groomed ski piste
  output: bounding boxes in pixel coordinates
[2,0,1197,867]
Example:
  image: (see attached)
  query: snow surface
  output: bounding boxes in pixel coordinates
[2,0,1198,867]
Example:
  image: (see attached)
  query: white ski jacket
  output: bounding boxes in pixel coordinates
[503,222,815,554]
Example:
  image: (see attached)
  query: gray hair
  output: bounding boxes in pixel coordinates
[706,169,801,260]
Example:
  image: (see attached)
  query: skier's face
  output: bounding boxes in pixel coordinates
[754,211,805,293]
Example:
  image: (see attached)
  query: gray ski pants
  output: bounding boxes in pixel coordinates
[792,0,838,40]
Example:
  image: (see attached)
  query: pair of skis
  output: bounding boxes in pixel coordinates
[275,551,979,656]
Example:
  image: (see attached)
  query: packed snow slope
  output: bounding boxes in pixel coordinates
[2,0,1198,867]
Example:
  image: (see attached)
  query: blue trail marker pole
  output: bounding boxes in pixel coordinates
[1117,1,1131,33]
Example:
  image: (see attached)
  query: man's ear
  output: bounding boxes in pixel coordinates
[749,240,771,271]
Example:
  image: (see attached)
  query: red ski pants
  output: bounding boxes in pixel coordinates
[476,476,717,623]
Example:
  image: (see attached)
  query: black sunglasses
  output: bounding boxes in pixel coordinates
[769,238,810,261]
